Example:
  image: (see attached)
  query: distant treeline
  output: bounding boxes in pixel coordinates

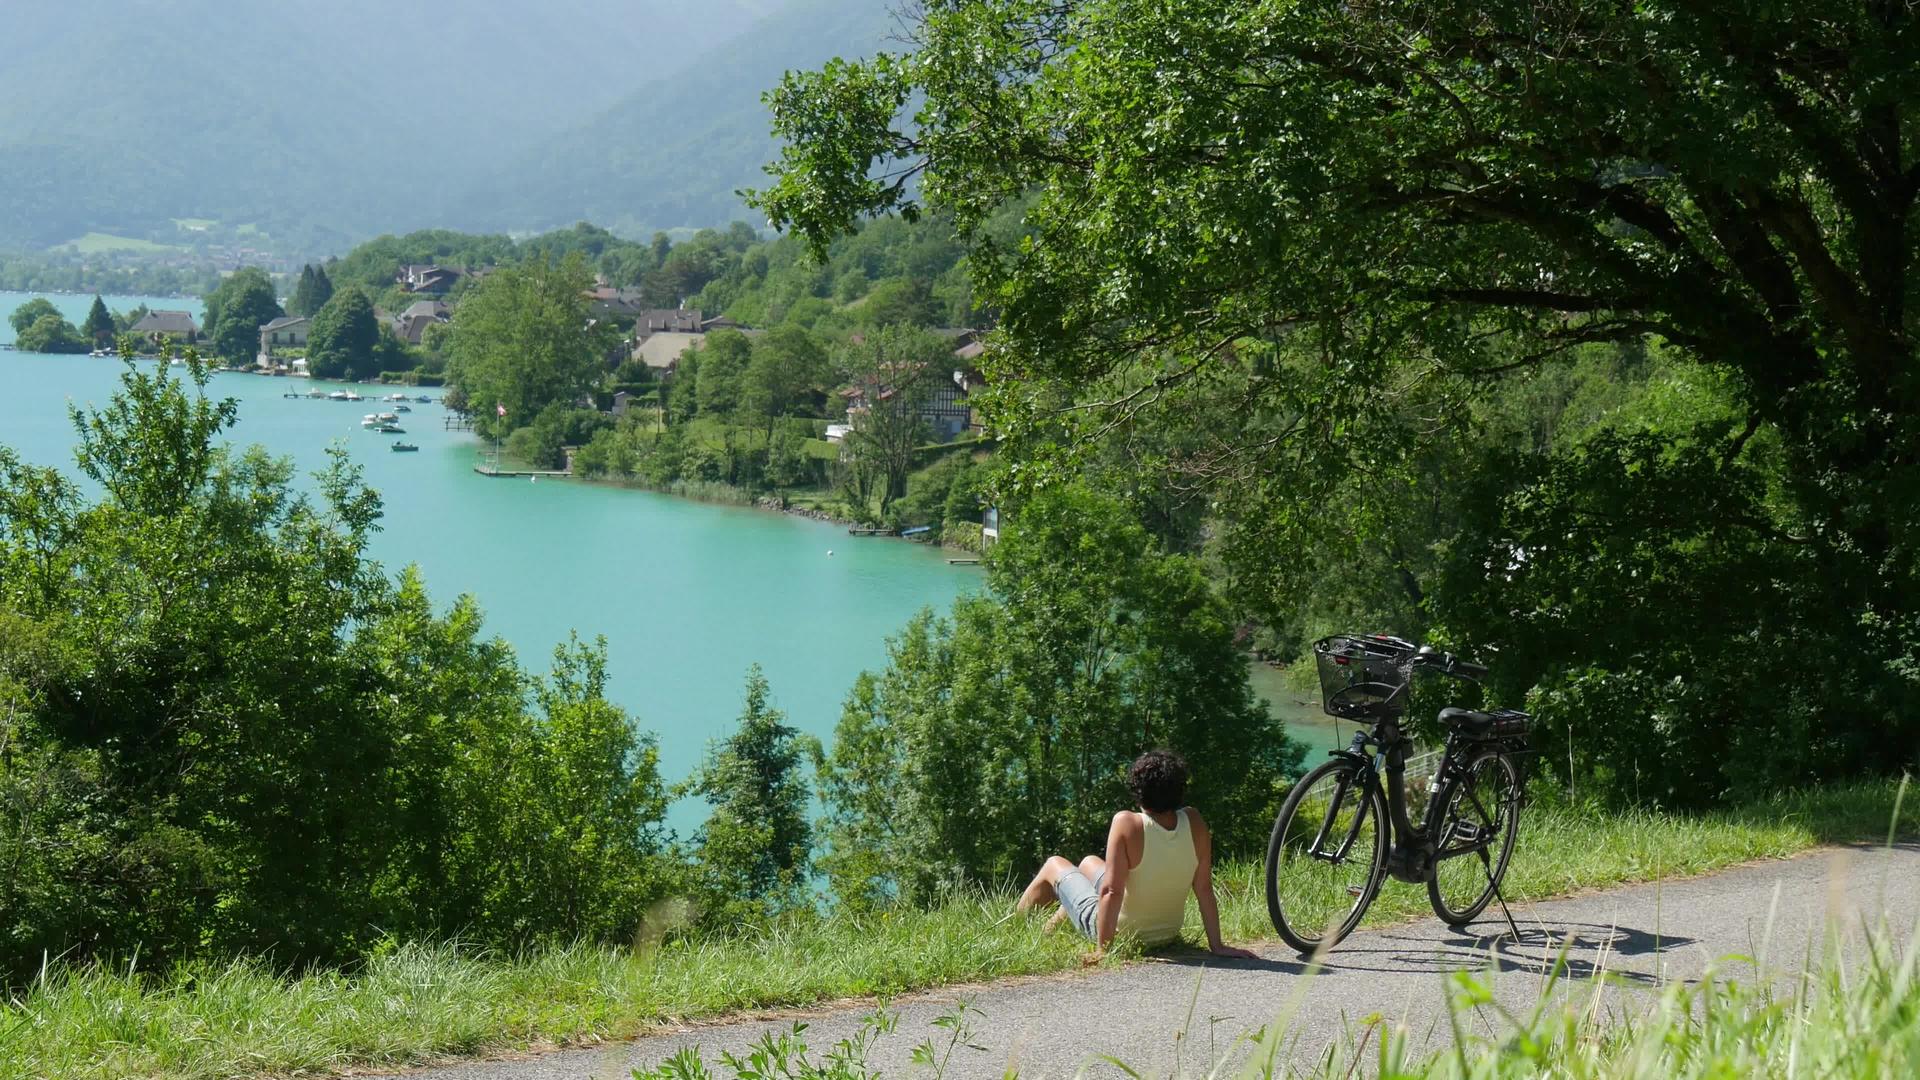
[0,252,221,299]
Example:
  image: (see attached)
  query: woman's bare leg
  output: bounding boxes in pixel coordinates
[1017,855,1076,912]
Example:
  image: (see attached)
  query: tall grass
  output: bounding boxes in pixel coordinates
[2,780,1911,1080]
[1192,916,1920,1077]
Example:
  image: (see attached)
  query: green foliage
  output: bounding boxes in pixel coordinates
[759,1,1920,807]
[306,287,380,379]
[80,296,115,345]
[446,253,616,439]
[837,326,946,513]
[7,297,59,336]
[286,264,334,318]
[682,666,817,927]
[200,267,282,364]
[0,356,674,977]
[886,450,979,533]
[819,485,1296,906]
[13,312,89,354]
[693,330,756,418]
[505,404,611,471]
[113,303,151,334]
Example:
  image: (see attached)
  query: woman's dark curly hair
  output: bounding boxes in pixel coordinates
[1127,749,1189,812]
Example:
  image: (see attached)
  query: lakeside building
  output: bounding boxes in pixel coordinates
[130,310,200,345]
[259,315,310,349]
[391,300,452,345]
[837,330,989,444]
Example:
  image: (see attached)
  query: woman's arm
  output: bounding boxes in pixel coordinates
[1092,813,1133,952]
[1189,810,1258,959]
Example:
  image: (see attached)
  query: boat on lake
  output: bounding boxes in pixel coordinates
[343,390,364,402]
[394,404,411,412]
[415,395,433,403]
[390,442,419,452]
[376,424,406,434]
[327,390,349,401]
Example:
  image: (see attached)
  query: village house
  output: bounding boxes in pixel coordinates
[586,286,649,321]
[395,264,463,294]
[258,315,310,350]
[837,330,989,443]
[628,308,709,373]
[390,299,452,345]
[130,310,200,344]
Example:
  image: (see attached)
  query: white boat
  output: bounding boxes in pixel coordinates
[306,388,326,399]
[343,390,363,402]
[386,392,410,402]
[362,413,381,427]
[394,404,412,413]
[327,390,349,401]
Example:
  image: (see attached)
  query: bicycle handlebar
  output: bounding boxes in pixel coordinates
[1411,645,1488,681]
[1449,657,1489,679]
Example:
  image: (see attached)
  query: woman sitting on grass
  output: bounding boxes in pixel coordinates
[1017,748,1259,960]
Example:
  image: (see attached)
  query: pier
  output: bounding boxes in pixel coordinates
[847,527,898,536]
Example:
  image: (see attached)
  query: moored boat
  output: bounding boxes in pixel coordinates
[390,442,419,452]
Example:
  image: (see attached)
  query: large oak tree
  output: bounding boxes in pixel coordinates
[757,0,1920,798]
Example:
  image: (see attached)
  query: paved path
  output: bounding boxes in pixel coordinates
[369,843,1919,1079]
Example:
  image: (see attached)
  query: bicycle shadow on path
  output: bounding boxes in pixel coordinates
[1152,919,1695,988]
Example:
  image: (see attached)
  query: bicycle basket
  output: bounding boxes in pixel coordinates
[1314,635,1417,719]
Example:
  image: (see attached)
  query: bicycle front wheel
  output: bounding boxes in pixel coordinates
[1265,757,1387,954]
[1427,749,1523,926]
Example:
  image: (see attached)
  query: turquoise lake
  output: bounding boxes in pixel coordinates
[1,291,1335,827]
[1,292,990,829]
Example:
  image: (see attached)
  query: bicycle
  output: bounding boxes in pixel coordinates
[1264,633,1531,954]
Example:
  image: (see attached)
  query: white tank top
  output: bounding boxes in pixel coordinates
[1118,808,1198,945]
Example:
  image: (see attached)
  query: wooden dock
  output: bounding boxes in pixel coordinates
[947,558,981,565]
[473,466,570,479]
[848,527,898,536]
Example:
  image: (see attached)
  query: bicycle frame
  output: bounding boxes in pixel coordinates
[1327,719,1461,884]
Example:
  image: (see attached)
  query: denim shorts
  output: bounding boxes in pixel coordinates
[1054,867,1105,940]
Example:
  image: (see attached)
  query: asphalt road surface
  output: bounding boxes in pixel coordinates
[365,843,1919,1079]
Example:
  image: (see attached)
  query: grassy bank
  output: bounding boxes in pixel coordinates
[3,780,1911,1080]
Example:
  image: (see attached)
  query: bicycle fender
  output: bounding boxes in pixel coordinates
[1326,749,1378,783]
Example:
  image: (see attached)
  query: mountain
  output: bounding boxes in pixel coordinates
[0,0,774,251]
[448,0,898,237]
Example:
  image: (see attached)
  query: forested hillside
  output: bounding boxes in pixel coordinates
[453,0,896,235]
[0,0,772,250]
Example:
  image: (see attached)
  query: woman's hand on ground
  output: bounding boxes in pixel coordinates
[1207,943,1259,960]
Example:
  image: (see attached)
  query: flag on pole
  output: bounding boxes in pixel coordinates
[496,403,506,418]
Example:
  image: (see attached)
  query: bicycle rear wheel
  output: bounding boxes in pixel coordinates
[1265,757,1387,954]
[1427,749,1523,926]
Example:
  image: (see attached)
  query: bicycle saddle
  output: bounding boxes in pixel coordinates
[1439,707,1530,738]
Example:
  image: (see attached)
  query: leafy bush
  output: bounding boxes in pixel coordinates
[819,485,1299,906]
[0,358,675,978]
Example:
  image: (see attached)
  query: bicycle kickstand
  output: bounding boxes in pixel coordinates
[1482,851,1523,943]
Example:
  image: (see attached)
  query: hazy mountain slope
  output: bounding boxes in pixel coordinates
[0,0,770,250]
[452,0,898,236]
